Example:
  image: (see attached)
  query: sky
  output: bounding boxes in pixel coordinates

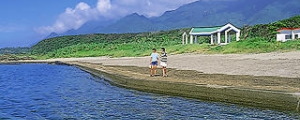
[0,0,198,48]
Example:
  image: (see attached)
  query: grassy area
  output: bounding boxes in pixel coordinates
[210,38,300,54]
[35,37,300,59]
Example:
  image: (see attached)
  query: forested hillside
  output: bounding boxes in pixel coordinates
[242,16,300,40]
[30,16,300,58]
[31,29,189,57]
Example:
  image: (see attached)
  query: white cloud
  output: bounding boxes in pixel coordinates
[36,2,97,34]
[97,0,112,14]
[36,0,198,35]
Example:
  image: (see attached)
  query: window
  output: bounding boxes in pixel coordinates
[295,34,299,39]
[285,35,292,40]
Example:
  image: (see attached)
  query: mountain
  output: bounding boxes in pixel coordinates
[45,32,59,39]
[100,13,165,33]
[62,20,116,35]
[47,0,300,37]
[153,0,272,28]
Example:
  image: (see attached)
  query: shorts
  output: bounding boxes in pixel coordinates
[160,62,167,67]
[151,61,158,66]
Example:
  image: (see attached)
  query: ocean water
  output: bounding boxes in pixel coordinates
[0,63,299,119]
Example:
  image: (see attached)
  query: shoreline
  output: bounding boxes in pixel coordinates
[39,51,300,78]
[1,52,300,113]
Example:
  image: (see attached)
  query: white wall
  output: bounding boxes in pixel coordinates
[277,30,300,42]
[277,34,286,42]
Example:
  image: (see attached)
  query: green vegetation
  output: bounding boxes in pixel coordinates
[209,38,300,54]
[0,47,35,60]
[31,29,189,58]
[25,15,300,59]
[241,16,300,40]
[33,37,300,59]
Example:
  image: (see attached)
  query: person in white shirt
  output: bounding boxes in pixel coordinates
[150,48,159,77]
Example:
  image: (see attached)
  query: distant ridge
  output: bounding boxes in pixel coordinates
[45,32,59,39]
[46,0,300,38]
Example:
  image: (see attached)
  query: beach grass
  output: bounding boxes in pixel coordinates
[209,38,300,54]
[35,37,300,59]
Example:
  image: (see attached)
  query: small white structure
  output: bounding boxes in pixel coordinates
[277,28,300,42]
[182,32,188,44]
[183,23,240,45]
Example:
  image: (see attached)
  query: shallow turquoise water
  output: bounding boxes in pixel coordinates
[0,64,299,119]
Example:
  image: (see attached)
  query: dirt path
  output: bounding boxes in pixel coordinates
[48,51,300,78]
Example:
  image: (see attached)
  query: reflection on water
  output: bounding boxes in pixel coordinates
[0,64,299,119]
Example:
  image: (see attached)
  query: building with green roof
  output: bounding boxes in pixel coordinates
[182,23,240,45]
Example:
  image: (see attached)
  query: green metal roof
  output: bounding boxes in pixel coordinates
[191,26,222,33]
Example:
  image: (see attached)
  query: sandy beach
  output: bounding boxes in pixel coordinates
[48,51,300,78]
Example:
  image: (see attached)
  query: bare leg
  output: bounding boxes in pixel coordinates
[162,67,165,76]
[165,68,167,76]
[153,66,157,76]
[150,67,152,76]
[163,67,167,77]
[150,66,154,76]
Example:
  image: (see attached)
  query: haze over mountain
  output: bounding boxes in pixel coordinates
[54,0,300,36]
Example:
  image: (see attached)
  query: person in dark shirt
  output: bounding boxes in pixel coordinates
[160,48,168,77]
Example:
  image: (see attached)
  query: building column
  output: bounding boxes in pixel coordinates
[210,34,214,44]
[225,31,228,44]
[292,31,295,40]
[236,32,240,41]
[182,34,185,45]
[182,32,187,45]
[185,35,188,44]
[190,35,194,44]
[217,32,221,44]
